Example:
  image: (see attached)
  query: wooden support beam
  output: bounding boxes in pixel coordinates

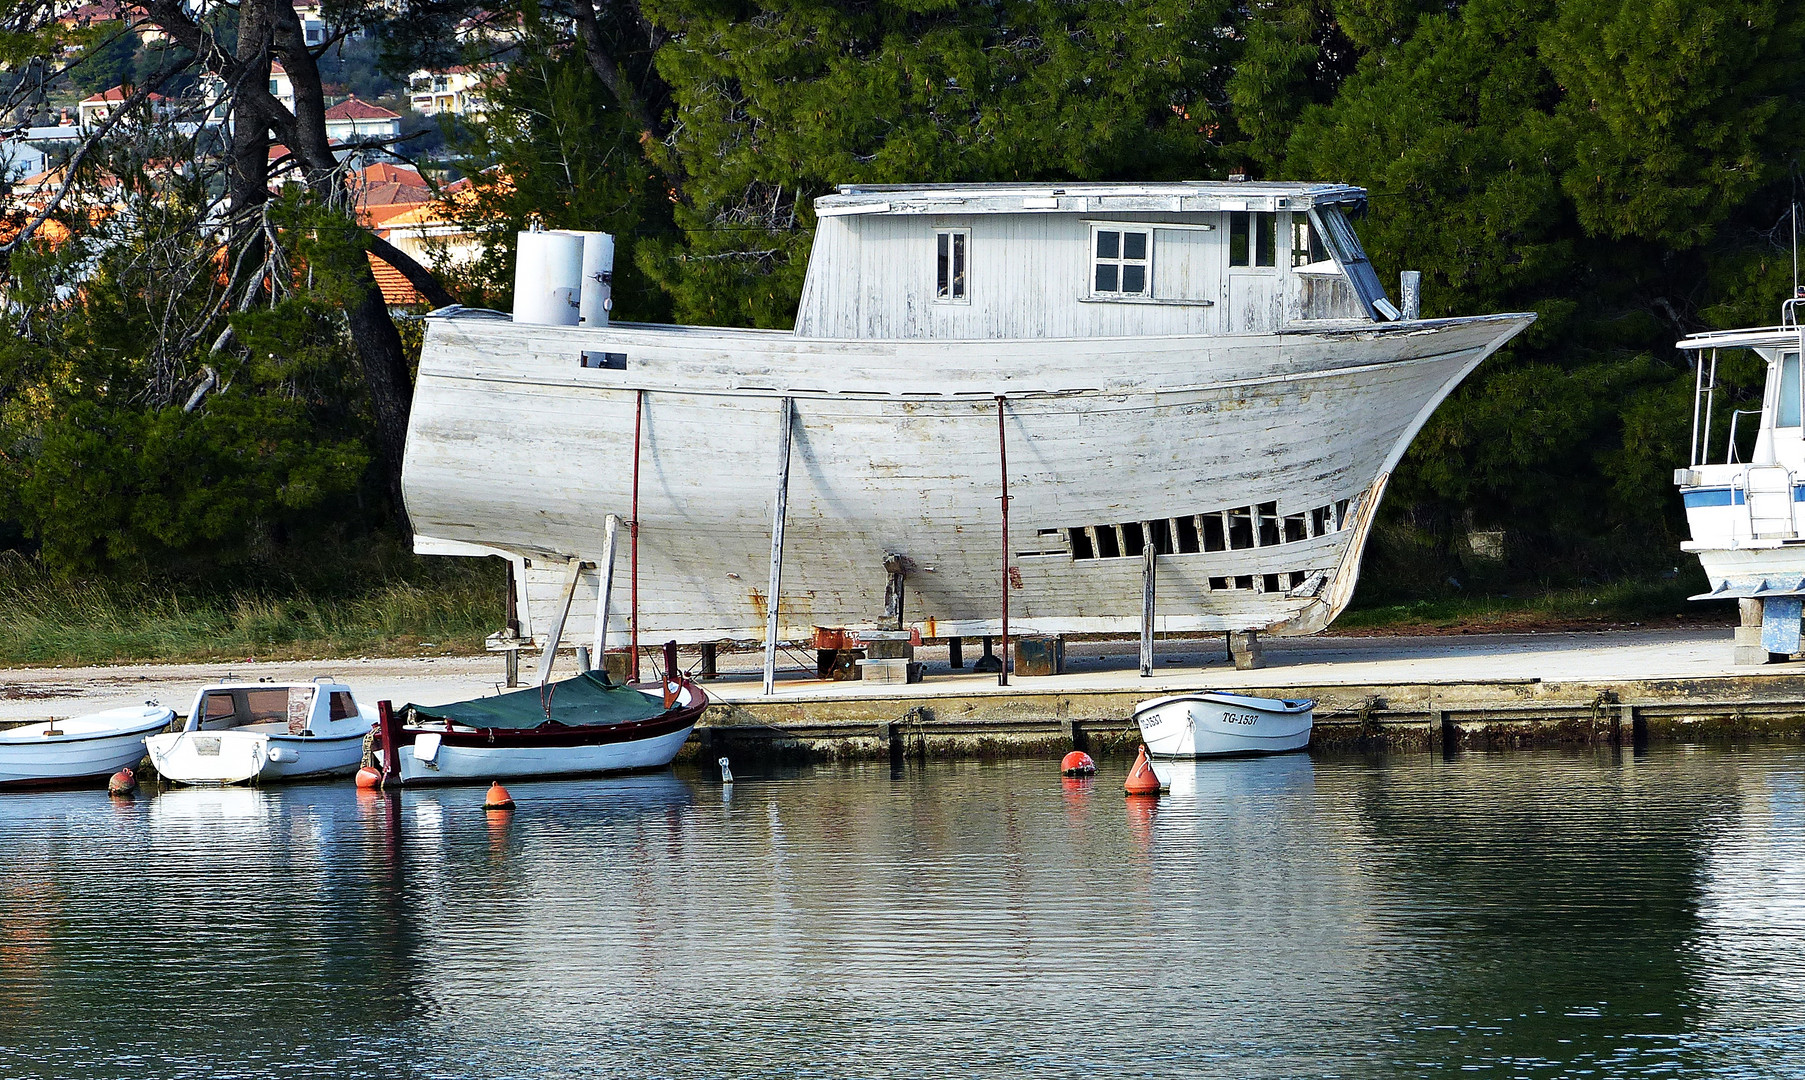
[763,397,795,696]
[1140,540,1156,677]
[591,513,620,667]
[535,557,585,686]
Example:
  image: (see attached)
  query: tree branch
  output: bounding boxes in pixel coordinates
[366,231,456,309]
[0,73,176,255]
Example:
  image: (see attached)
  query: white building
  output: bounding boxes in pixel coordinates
[324,97,402,145]
[408,66,493,117]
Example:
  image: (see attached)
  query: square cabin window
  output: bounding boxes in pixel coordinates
[1093,227,1150,297]
[936,229,969,303]
[1229,211,1278,268]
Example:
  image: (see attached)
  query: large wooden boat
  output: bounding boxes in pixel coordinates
[402,182,1534,648]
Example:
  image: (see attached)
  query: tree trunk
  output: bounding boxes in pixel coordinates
[344,280,415,518]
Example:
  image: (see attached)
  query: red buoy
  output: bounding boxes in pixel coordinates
[106,767,136,798]
[355,766,383,790]
[484,781,516,811]
[1123,745,1162,796]
[1060,751,1096,777]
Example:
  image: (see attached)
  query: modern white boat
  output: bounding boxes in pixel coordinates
[0,705,174,788]
[146,680,375,785]
[400,181,1534,665]
[1133,691,1314,757]
[1674,296,1805,660]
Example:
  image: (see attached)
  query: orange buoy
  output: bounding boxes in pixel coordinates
[483,781,516,811]
[1123,745,1162,796]
[1060,751,1096,777]
[355,766,383,790]
[106,767,136,798]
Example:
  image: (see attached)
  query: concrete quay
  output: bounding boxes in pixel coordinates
[4,628,1801,760]
[692,628,1805,758]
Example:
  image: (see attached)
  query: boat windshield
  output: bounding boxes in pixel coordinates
[1778,352,1801,429]
[196,688,313,733]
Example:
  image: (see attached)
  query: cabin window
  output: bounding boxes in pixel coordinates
[1291,215,1327,267]
[1229,212,1278,268]
[329,692,358,721]
[935,229,969,303]
[1779,353,1802,429]
[1092,227,1151,296]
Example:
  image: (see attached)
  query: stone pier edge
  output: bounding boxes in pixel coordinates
[682,673,1805,762]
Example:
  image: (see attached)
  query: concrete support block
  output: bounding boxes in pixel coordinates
[1229,630,1265,671]
[1733,645,1771,666]
[857,658,922,685]
[949,637,964,669]
[866,638,915,661]
[972,635,1003,674]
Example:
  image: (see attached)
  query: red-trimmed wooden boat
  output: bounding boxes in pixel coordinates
[374,659,707,786]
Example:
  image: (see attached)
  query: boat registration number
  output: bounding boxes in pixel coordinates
[193,736,221,756]
[1221,712,1260,727]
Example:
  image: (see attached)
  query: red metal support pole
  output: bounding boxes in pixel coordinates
[631,388,643,684]
[997,396,1010,688]
[376,699,401,781]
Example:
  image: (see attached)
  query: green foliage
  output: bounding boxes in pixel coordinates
[442,29,671,321]
[639,0,1236,325]
[68,22,140,95]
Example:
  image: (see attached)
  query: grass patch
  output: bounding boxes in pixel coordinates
[0,547,505,667]
[1332,577,1732,635]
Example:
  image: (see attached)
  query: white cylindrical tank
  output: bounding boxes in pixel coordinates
[574,232,615,327]
[512,230,584,326]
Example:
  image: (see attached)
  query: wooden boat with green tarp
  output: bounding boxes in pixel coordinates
[375,662,706,785]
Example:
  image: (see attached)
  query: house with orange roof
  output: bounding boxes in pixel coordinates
[76,85,170,128]
[407,66,496,117]
[324,97,402,144]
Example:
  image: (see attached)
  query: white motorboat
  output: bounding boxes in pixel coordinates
[146,679,375,785]
[1133,691,1314,757]
[0,705,174,788]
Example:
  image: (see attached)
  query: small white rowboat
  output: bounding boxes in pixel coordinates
[0,705,175,788]
[1133,692,1315,758]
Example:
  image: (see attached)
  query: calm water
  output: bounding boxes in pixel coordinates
[3,745,1804,1079]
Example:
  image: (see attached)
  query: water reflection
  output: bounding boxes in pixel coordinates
[0,750,1802,1077]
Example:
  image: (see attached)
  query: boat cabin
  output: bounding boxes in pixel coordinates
[794,182,1402,339]
[184,681,367,737]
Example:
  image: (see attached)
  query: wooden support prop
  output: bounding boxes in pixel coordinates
[1140,540,1156,677]
[763,397,795,696]
[631,389,643,683]
[376,699,401,779]
[591,513,620,668]
[700,642,718,680]
[997,396,1010,688]
[504,558,521,688]
[663,640,678,708]
[535,558,584,686]
[949,637,963,669]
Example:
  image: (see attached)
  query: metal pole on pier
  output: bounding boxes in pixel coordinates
[630,389,643,683]
[592,513,619,670]
[997,396,1010,688]
[1140,540,1156,677]
[763,397,795,696]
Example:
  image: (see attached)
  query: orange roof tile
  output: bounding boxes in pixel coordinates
[367,252,427,307]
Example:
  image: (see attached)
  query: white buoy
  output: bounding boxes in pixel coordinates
[717,755,733,784]
[512,229,584,326]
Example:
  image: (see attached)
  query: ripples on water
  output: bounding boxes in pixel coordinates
[2,745,1804,1078]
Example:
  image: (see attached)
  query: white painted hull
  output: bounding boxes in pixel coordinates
[405,313,1532,643]
[146,730,368,785]
[0,706,174,787]
[1134,692,1314,758]
[394,722,696,784]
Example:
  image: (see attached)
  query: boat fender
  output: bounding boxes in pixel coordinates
[1060,751,1096,777]
[1123,746,1163,796]
[484,782,516,812]
[268,746,292,763]
[107,768,137,798]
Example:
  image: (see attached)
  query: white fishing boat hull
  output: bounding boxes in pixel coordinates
[1134,692,1314,758]
[0,706,174,788]
[145,730,368,785]
[393,721,697,784]
[406,313,1532,645]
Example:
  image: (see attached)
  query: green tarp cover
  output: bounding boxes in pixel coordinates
[407,671,664,730]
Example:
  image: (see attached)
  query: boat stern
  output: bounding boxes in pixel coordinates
[146,730,271,785]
